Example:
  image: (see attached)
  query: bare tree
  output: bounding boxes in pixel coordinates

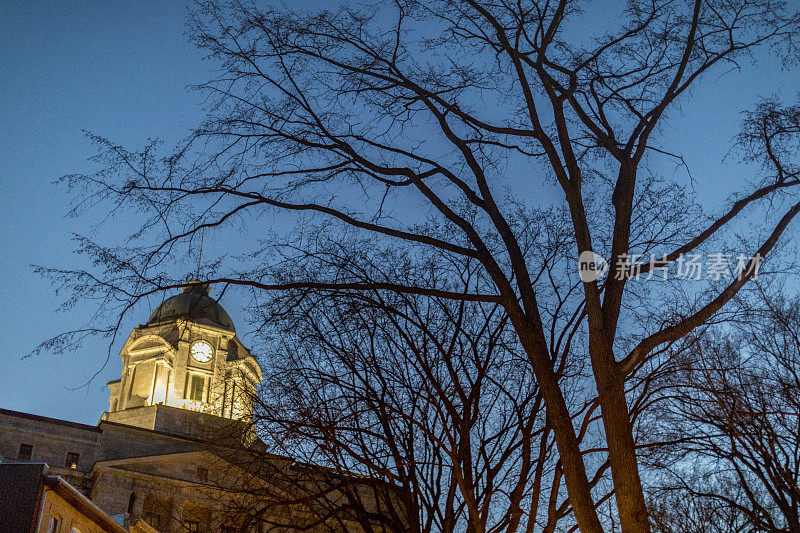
[202,235,606,532]
[648,488,753,533]
[648,288,800,533]
[51,1,800,531]
[249,244,555,532]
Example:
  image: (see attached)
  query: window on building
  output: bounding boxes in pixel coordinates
[65,452,80,469]
[17,443,33,461]
[46,514,60,533]
[127,492,137,517]
[183,520,200,533]
[188,374,205,402]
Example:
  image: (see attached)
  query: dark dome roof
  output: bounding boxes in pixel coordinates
[146,282,235,332]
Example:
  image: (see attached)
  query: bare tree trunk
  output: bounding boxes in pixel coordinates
[514,315,604,533]
[595,361,649,531]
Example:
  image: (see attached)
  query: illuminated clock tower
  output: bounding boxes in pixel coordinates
[102,281,262,434]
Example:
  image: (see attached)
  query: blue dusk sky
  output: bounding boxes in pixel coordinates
[0,1,798,425]
[0,2,213,423]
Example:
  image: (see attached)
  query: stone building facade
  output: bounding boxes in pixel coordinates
[0,282,376,532]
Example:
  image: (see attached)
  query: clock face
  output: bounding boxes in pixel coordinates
[190,340,214,363]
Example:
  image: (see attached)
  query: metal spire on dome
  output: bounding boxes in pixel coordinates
[181,223,210,295]
[195,225,204,281]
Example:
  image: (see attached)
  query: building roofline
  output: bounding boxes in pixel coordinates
[0,407,101,432]
[0,404,266,450]
[97,417,213,444]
